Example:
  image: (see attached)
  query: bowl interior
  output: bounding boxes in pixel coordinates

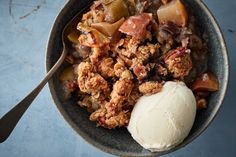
[46,0,229,156]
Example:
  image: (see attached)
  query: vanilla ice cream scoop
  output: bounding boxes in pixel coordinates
[127,81,196,152]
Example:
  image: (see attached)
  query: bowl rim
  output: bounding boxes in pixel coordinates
[45,0,229,156]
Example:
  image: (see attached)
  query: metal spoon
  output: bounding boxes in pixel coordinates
[0,4,91,143]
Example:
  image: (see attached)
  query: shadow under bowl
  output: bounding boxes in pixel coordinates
[46,0,229,156]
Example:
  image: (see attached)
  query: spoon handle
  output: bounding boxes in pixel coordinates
[0,49,67,143]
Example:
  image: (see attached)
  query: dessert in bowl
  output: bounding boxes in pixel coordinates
[46,0,228,156]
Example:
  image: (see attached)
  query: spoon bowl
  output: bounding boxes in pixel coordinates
[0,1,92,143]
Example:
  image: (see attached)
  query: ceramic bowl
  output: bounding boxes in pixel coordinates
[46,0,229,156]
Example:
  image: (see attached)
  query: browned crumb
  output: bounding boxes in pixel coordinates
[139,81,163,95]
[196,98,207,110]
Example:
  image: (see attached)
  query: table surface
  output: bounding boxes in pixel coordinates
[0,0,235,157]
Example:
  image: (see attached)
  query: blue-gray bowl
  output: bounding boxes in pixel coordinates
[46,0,229,156]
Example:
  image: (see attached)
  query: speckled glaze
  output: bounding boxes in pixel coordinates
[46,0,229,156]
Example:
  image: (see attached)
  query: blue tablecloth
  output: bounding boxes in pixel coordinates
[0,0,235,156]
